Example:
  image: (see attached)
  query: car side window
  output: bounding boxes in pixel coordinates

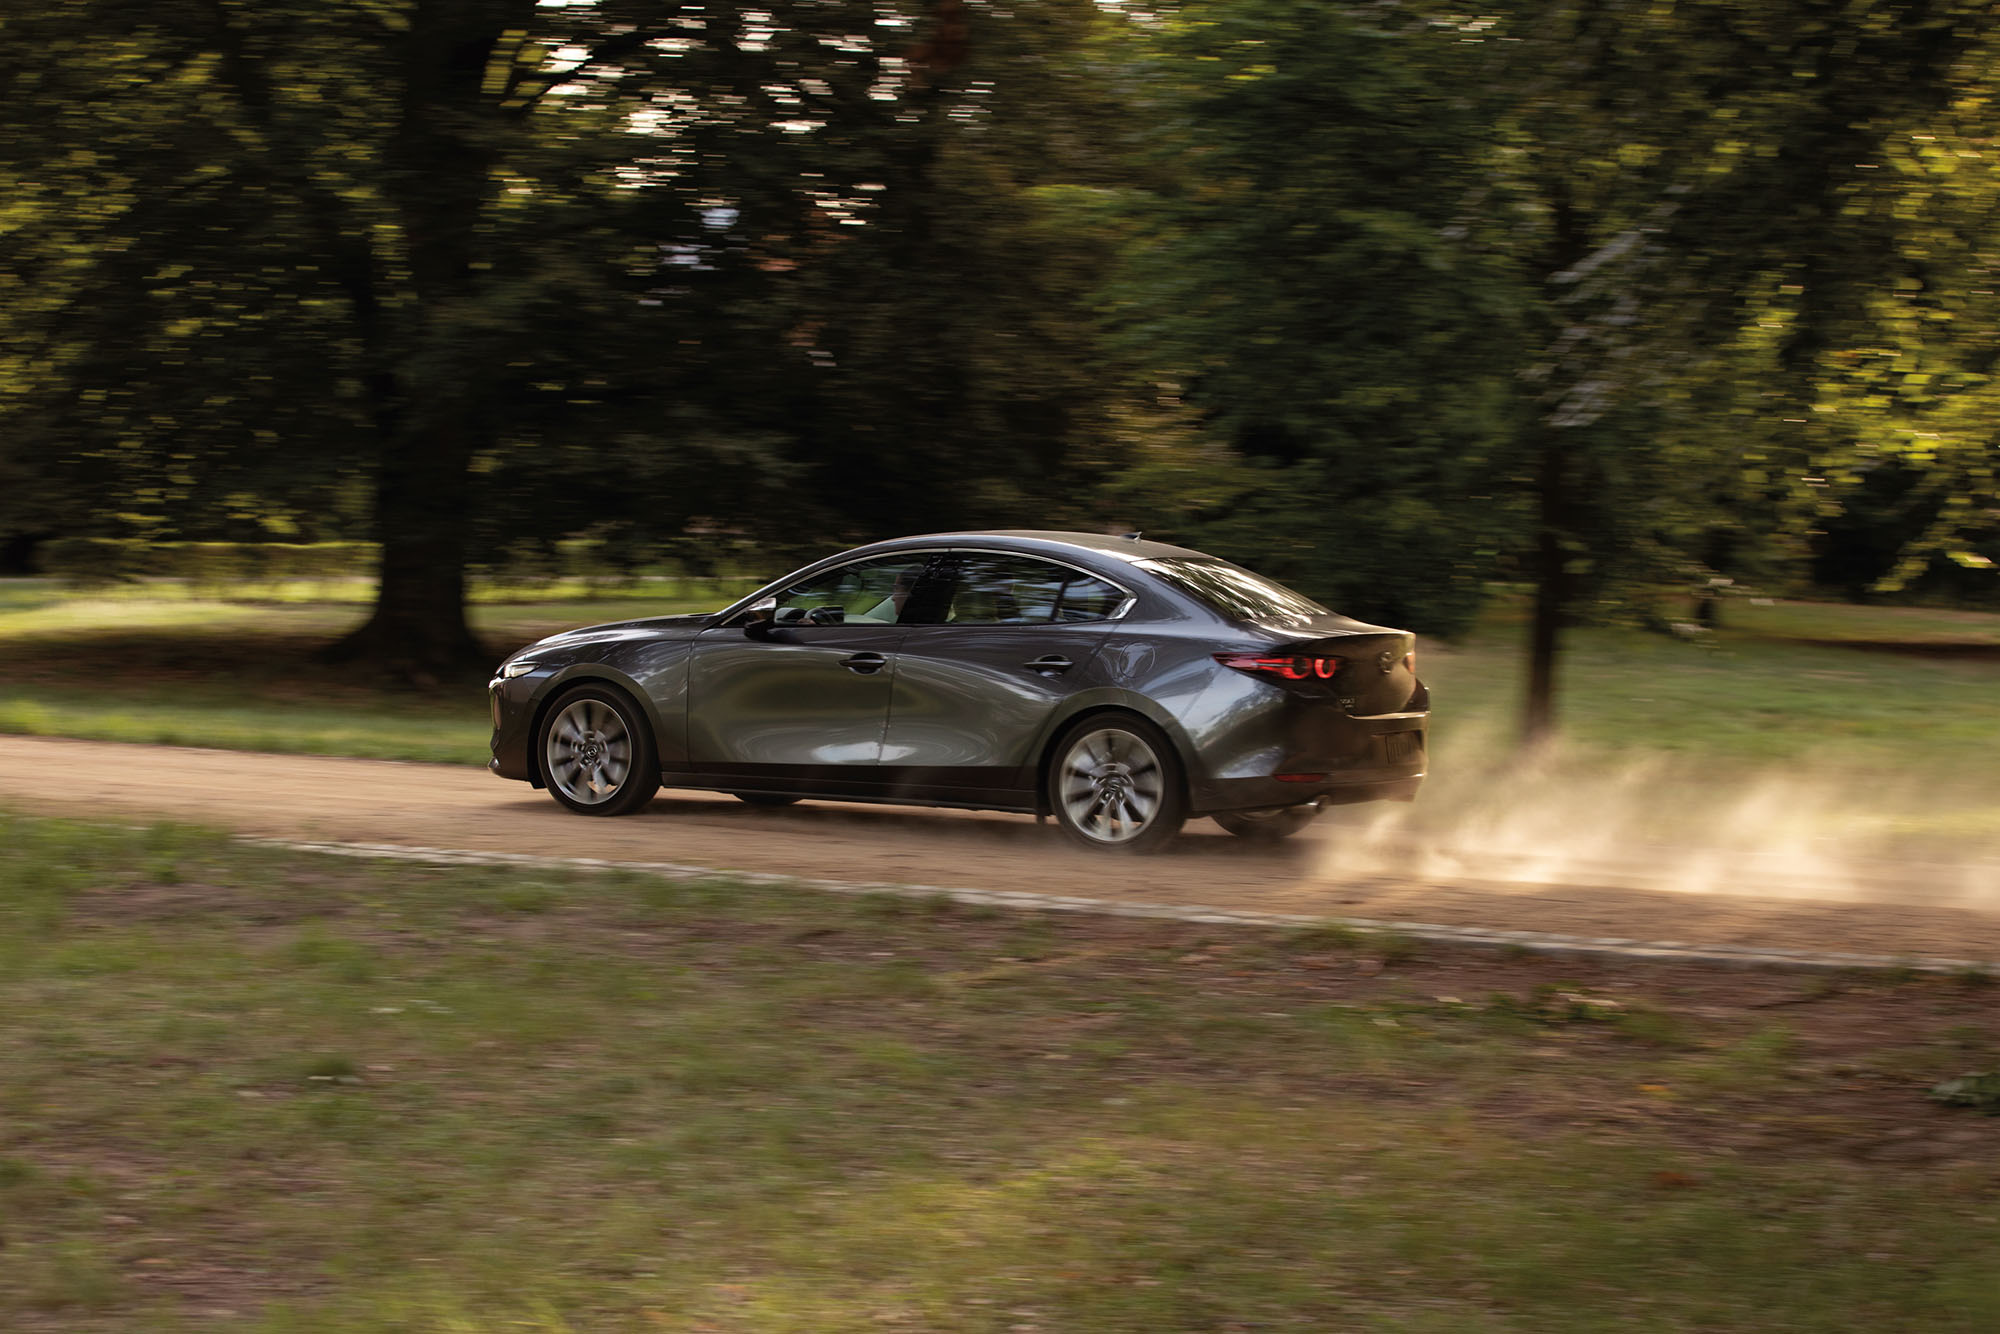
[777,556,933,625]
[1054,575,1126,622]
[939,555,1125,626]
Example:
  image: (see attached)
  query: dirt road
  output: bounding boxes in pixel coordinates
[3,734,1996,963]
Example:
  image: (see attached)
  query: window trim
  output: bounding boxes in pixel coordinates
[716,546,1136,628]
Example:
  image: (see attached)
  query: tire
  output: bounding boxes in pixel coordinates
[536,683,660,816]
[731,792,801,807]
[1214,805,1320,842]
[1047,714,1187,854]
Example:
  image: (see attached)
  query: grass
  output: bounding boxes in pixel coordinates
[1423,595,2000,773]
[3,583,1997,769]
[0,574,766,613]
[2,811,1998,1332]
[1723,598,2000,648]
[0,591,735,764]
[1374,596,2000,858]
[3,583,1999,854]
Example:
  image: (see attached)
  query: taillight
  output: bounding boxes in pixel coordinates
[1214,652,1345,682]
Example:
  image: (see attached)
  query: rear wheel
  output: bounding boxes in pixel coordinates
[537,684,659,816]
[1048,716,1186,854]
[1214,805,1319,842]
[731,792,801,807]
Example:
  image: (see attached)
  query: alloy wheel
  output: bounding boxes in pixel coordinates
[544,697,632,806]
[1057,727,1166,845]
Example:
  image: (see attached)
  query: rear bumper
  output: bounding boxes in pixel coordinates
[1184,677,1429,815]
[1197,766,1424,816]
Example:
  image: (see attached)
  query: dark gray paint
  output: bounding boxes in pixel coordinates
[489,531,1427,816]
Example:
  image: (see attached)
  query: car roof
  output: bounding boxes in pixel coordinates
[862,529,1211,565]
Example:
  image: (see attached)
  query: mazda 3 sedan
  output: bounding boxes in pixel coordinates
[489,531,1428,852]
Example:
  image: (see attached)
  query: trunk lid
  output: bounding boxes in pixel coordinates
[1255,617,1419,717]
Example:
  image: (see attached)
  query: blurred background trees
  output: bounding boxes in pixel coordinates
[3,0,1996,708]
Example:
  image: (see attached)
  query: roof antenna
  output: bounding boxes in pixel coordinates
[1120,531,1143,542]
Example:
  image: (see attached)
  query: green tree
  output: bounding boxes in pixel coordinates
[1803,29,2000,597]
[1110,0,1997,743]
[1493,0,2000,736]
[1108,2,1531,637]
[2,0,1126,675]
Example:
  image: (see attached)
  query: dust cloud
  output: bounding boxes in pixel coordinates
[1322,727,2000,910]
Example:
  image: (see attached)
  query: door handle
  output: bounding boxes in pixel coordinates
[1025,655,1074,675]
[841,652,889,675]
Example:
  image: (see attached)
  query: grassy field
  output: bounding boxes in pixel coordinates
[0,574,767,613]
[0,589,735,765]
[3,581,1997,780]
[2,813,1997,1333]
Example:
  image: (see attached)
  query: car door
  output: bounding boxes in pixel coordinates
[879,551,1130,801]
[686,553,942,791]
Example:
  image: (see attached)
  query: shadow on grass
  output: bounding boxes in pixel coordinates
[1756,638,2000,661]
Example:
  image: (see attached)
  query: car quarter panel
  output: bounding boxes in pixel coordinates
[1010,628,1218,802]
[1175,666,1428,812]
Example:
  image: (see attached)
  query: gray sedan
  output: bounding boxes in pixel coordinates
[488,531,1427,852]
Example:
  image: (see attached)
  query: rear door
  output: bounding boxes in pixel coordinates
[879,551,1129,801]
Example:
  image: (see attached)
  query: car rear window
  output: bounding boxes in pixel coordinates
[1137,557,1329,622]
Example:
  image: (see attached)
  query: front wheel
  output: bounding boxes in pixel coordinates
[1048,716,1186,854]
[537,684,660,816]
[1214,805,1319,842]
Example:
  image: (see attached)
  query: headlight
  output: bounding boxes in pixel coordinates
[499,659,540,679]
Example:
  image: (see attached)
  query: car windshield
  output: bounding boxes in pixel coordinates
[1138,557,1329,623]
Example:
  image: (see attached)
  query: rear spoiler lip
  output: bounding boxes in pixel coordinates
[1245,614,1408,639]
[1243,628,1415,653]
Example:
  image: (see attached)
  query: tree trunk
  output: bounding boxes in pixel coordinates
[322,417,486,682]
[1694,585,1723,628]
[323,5,526,681]
[1522,434,1566,747]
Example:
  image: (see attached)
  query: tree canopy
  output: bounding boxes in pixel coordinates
[3,0,1996,714]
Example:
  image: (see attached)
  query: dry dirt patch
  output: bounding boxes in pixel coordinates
[4,735,1998,965]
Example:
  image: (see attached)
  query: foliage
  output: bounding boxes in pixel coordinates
[36,536,768,591]
[1103,3,1529,635]
[42,540,382,586]
[0,0,1129,673]
[5,0,1999,703]
[1099,0,1999,723]
[1804,30,2000,595]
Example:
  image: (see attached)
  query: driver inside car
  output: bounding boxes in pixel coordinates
[854,568,917,624]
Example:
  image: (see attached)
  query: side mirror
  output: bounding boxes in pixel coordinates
[743,596,779,640]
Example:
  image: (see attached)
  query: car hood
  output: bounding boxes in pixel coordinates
[513,612,715,658]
